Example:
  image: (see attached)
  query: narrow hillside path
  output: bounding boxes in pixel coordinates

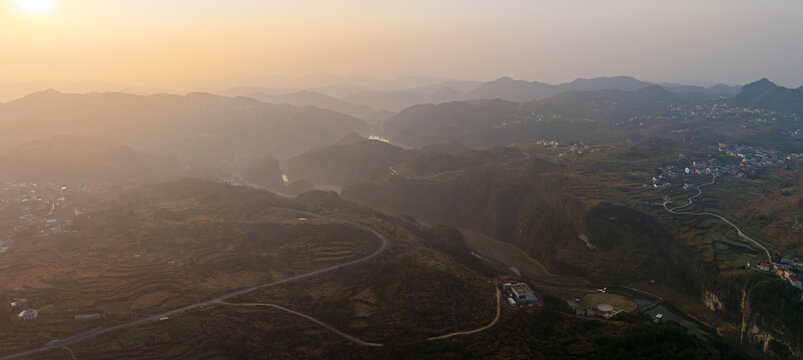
[215,301,383,347]
[427,288,501,340]
[61,347,76,360]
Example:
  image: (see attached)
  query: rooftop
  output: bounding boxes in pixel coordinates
[511,283,533,295]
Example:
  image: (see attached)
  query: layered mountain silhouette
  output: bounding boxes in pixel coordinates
[342,76,740,111]
[467,76,653,102]
[0,90,368,170]
[216,89,392,124]
[661,83,741,95]
[383,85,706,148]
[0,135,218,185]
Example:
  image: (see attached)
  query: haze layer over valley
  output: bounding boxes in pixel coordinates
[1,1,802,359]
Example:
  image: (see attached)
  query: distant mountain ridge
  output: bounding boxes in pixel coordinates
[0,90,369,169]
[0,135,217,186]
[467,76,654,102]
[225,73,452,93]
[343,76,741,111]
[661,83,742,95]
[382,85,708,148]
[220,90,392,124]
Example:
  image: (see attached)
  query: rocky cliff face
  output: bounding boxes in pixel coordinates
[702,291,725,313]
[702,271,802,358]
[343,163,694,289]
[702,287,775,352]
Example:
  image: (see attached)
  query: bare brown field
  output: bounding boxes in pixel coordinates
[0,203,379,355]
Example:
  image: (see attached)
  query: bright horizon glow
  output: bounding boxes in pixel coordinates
[14,0,54,15]
[0,0,801,93]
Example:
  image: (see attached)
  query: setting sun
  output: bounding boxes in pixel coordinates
[15,0,54,15]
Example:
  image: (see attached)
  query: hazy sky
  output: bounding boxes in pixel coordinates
[1,0,802,90]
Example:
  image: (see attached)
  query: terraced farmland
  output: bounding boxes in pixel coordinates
[0,186,380,356]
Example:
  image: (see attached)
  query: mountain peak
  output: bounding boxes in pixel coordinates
[492,76,517,83]
[733,78,803,114]
[570,75,639,83]
[10,89,67,104]
[749,78,777,88]
[29,88,64,98]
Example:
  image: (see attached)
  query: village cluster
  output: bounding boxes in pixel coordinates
[8,297,102,323]
[648,143,801,191]
[676,103,798,123]
[747,260,803,300]
[0,182,79,253]
[532,140,605,157]
[615,102,799,130]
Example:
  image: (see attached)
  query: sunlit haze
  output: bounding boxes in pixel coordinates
[14,0,54,15]
[0,1,802,358]
[1,0,802,92]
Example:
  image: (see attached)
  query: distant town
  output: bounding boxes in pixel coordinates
[0,182,81,254]
[648,143,801,191]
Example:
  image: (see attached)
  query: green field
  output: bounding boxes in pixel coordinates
[580,292,638,313]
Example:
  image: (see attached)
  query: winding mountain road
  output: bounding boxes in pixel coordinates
[662,174,772,263]
[0,208,388,360]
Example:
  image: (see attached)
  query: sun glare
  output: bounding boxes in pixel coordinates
[15,0,54,15]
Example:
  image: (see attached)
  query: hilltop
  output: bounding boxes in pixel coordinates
[286,133,415,188]
[732,78,803,115]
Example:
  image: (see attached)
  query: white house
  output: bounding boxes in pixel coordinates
[18,308,38,320]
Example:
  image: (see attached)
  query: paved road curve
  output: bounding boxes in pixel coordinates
[662,174,772,263]
[0,208,388,360]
